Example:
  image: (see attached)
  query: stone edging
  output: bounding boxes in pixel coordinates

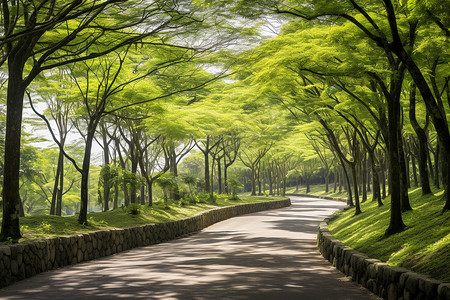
[0,198,291,289]
[288,193,449,299]
[317,217,450,299]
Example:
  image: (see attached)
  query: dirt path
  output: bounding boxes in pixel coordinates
[0,196,378,299]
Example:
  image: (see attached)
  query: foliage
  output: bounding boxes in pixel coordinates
[227,176,243,200]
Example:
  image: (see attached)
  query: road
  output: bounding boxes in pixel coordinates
[0,196,378,299]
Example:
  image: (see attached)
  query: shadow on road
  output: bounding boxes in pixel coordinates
[0,196,376,300]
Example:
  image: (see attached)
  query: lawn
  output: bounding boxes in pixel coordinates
[1,195,286,245]
[327,187,450,282]
[286,183,366,200]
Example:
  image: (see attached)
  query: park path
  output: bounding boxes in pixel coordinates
[0,196,378,300]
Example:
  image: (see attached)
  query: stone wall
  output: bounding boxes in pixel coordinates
[317,217,450,300]
[0,199,290,288]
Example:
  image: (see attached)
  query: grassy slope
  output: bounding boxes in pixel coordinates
[286,184,359,200]
[1,195,285,245]
[327,187,450,282]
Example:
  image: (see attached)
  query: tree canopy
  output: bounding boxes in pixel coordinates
[1,0,449,242]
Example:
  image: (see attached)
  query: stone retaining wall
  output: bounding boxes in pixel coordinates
[317,217,450,300]
[0,199,290,288]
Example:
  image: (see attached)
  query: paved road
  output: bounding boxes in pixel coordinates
[0,196,378,300]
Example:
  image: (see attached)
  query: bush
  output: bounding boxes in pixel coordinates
[182,194,198,204]
[123,203,143,215]
[197,193,210,203]
[228,194,240,201]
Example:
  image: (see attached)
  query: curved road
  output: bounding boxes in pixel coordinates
[0,196,378,299]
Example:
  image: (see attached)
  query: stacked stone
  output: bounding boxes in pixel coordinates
[0,198,290,288]
[317,218,450,300]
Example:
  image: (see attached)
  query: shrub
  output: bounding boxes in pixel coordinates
[124,203,143,215]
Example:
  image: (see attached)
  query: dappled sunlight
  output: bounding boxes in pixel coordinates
[1,196,376,300]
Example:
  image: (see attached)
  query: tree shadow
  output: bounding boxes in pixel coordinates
[0,196,376,300]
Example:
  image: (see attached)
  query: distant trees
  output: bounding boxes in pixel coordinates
[225,0,449,235]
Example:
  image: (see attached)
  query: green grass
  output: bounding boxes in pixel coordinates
[1,195,286,245]
[328,187,450,282]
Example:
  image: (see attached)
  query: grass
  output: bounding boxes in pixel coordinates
[1,195,286,245]
[285,183,368,200]
[327,187,450,282]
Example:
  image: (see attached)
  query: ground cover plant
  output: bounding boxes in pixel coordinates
[0,195,285,245]
[328,188,450,282]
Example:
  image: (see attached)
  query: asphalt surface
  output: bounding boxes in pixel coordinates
[0,196,378,299]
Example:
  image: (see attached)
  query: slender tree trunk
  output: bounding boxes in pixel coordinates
[411,154,418,187]
[114,178,119,209]
[257,164,263,195]
[306,177,310,193]
[351,164,362,215]
[251,167,257,196]
[369,151,382,206]
[381,153,387,199]
[148,181,154,206]
[102,125,111,211]
[50,157,62,215]
[140,185,146,205]
[399,132,412,212]
[362,154,367,203]
[268,169,273,196]
[56,160,64,216]
[224,163,229,194]
[435,141,440,189]
[427,147,435,182]
[204,151,210,193]
[409,84,432,194]
[78,123,97,225]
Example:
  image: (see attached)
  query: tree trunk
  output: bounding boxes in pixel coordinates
[351,164,362,215]
[114,178,119,209]
[56,159,64,216]
[435,141,440,189]
[399,132,412,212]
[204,151,210,193]
[411,154,418,187]
[102,125,111,211]
[268,168,273,196]
[78,124,96,225]
[409,84,432,195]
[369,151,382,206]
[306,177,310,193]
[1,69,26,241]
[385,79,405,236]
[224,161,229,194]
[148,181,154,206]
[362,154,367,203]
[257,164,263,195]
[217,157,223,194]
[50,155,62,215]
[140,185,146,205]
[251,167,257,196]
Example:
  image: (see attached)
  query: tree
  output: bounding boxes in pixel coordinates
[1,0,209,240]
